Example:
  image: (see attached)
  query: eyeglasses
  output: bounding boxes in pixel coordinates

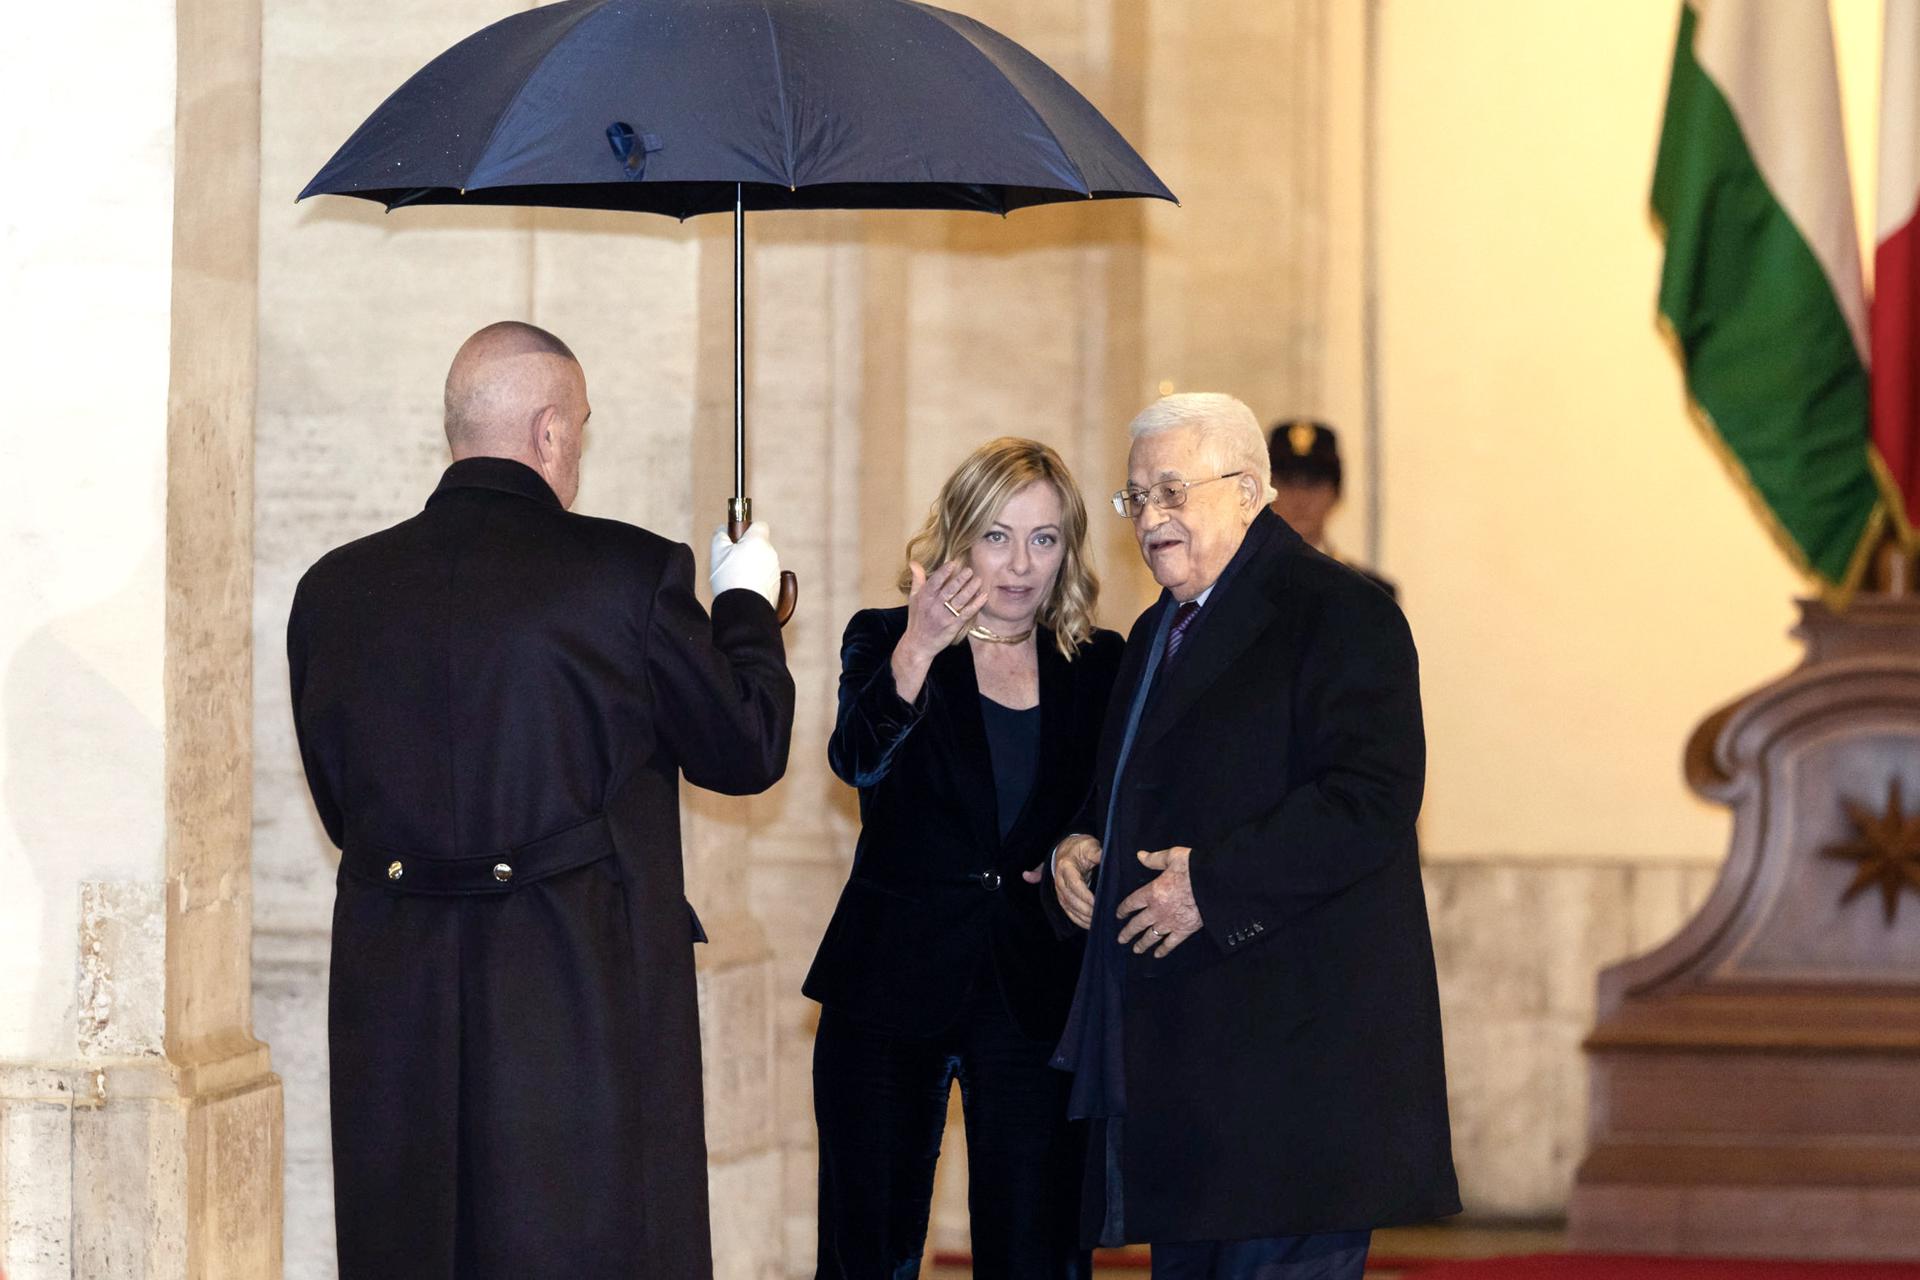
[1110,471,1245,518]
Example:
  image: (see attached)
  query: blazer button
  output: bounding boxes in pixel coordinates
[386,860,404,881]
[493,862,513,883]
[978,870,1002,890]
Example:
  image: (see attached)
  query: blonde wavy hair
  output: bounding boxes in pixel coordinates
[899,438,1099,658]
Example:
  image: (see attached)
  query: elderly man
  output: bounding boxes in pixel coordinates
[288,321,795,1278]
[1034,394,1456,1277]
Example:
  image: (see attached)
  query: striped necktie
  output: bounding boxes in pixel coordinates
[1163,600,1202,669]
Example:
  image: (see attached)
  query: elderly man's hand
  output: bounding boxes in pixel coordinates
[1116,846,1203,958]
[1024,833,1101,929]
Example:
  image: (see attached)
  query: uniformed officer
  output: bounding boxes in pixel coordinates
[288,320,795,1278]
[1266,418,1398,600]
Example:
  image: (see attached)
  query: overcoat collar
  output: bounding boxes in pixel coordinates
[1133,509,1298,755]
[927,626,1072,857]
[427,456,563,509]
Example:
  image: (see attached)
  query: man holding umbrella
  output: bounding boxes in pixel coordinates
[288,321,795,1277]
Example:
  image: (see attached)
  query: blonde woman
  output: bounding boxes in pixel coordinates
[806,439,1123,1279]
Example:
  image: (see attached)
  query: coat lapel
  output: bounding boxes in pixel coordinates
[1133,514,1294,756]
[930,640,1001,851]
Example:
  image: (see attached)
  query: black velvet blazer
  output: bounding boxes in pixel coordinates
[804,607,1124,1040]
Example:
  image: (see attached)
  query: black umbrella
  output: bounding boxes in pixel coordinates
[300,0,1176,621]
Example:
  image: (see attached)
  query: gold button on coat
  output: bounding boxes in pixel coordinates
[386,860,404,881]
[493,862,513,883]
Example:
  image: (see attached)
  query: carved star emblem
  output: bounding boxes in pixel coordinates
[1821,778,1920,924]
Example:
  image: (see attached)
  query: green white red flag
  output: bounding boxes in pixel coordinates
[1876,0,1920,544]
[1653,0,1886,595]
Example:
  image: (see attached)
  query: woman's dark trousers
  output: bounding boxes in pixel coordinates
[814,982,1088,1279]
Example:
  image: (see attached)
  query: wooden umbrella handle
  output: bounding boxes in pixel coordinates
[774,571,798,625]
[727,510,799,627]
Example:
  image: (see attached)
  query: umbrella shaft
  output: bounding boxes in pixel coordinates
[733,183,745,503]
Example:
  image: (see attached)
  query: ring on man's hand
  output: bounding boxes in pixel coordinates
[1150,927,1165,938]
[941,597,962,618]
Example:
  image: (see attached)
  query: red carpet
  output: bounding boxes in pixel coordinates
[1392,1257,1920,1279]
[935,1249,1920,1277]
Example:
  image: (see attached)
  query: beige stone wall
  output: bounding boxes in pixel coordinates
[1,0,282,1270]
[1373,1,1806,863]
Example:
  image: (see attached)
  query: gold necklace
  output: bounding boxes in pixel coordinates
[968,622,1034,645]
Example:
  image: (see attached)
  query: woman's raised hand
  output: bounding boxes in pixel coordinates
[890,561,986,702]
[906,561,987,652]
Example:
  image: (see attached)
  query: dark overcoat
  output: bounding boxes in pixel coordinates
[287,457,794,1279]
[1057,510,1459,1244]
[804,608,1123,1039]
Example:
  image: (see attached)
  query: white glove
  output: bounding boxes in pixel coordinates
[708,523,782,607]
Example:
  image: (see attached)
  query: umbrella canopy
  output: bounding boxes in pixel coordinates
[299,0,1176,627]
[298,0,1176,216]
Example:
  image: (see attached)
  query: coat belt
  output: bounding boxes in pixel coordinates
[341,813,615,896]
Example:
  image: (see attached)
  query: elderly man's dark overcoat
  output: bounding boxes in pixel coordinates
[1052,509,1458,1245]
[288,457,794,1278]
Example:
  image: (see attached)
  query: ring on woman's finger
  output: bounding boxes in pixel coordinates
[941,597,962,618]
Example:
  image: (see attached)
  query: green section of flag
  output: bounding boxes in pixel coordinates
[1653,4,1880,589]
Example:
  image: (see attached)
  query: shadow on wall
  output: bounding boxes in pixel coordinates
[3,544,165,1059]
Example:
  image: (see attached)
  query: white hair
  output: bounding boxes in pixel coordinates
[1126,393,1276,504]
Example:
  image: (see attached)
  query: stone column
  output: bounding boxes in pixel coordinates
[0,0,283,1273]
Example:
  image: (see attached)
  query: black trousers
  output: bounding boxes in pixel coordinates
[813,980,1089,1280]
[1150,1232,1371,1280]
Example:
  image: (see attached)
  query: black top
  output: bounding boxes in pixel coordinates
[979,696,1041,840]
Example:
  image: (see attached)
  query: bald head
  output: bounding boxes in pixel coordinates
[444,321,590,507]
